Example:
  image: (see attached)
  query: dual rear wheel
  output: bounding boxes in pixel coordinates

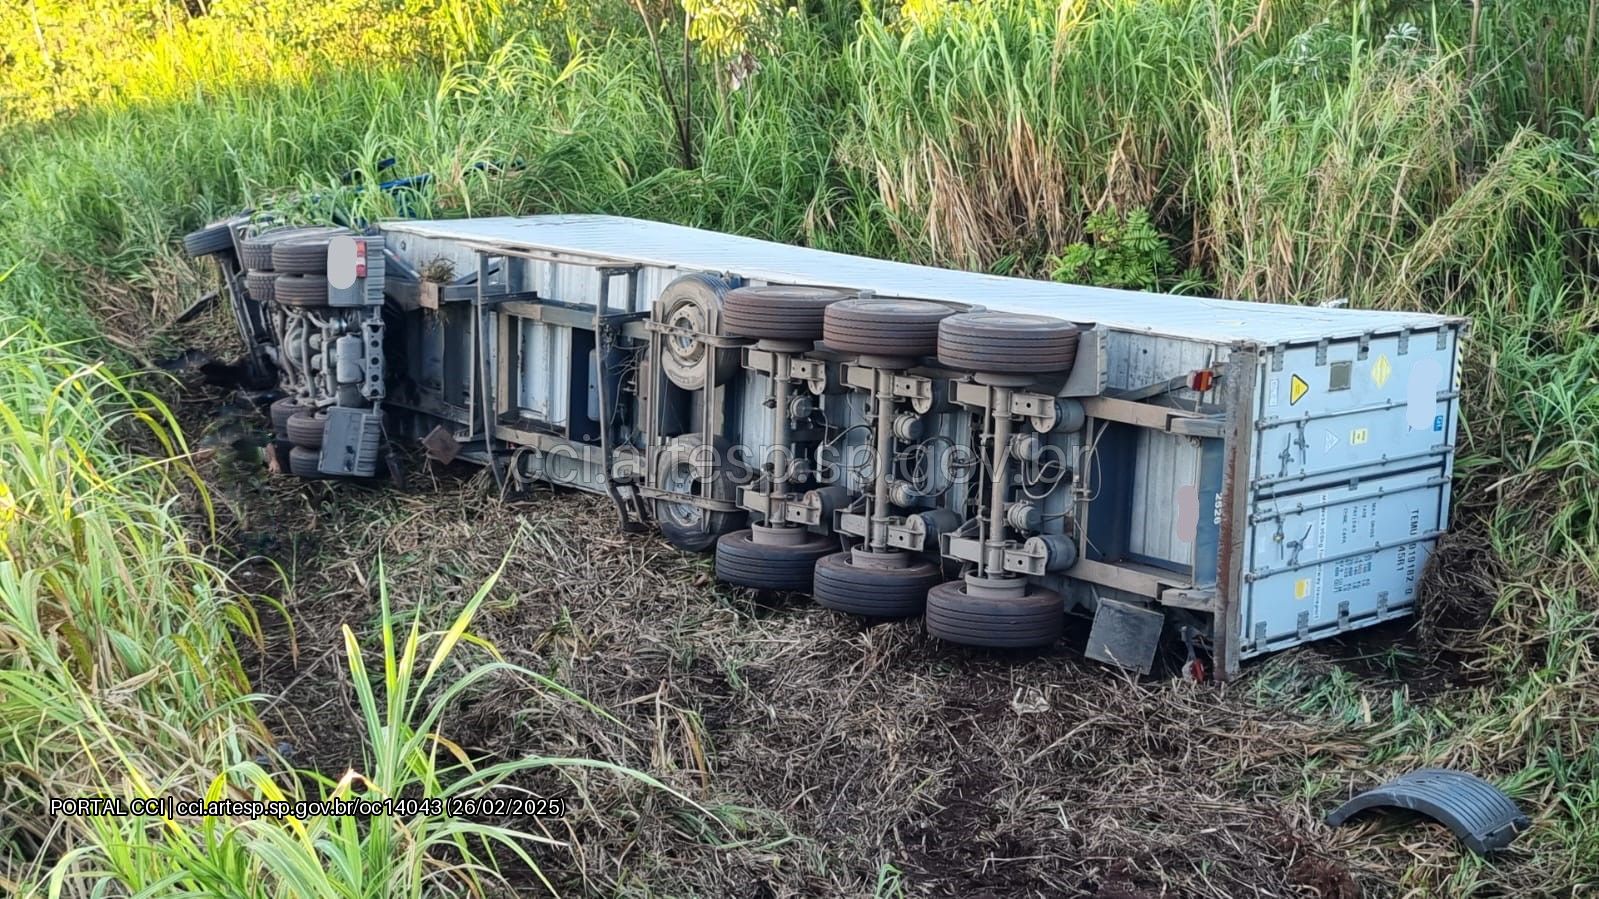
[269,404,327,480]
[714,535,1063,646]
[709,284,854,591]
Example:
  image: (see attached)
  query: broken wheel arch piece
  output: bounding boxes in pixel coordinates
[1326,768,1530,854]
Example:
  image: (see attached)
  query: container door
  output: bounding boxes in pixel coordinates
[1240,326,1462,654]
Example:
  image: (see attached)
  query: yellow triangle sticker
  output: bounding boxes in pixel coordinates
[1289,374,1309,405]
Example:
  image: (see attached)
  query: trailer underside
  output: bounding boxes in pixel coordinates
[188,213,1466,679]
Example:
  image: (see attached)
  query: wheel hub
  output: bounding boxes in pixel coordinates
[963,573,1028,599]
[850,548,911,570]
[751,522,811,546]
[658,460,705,529]
[666,303,707,366]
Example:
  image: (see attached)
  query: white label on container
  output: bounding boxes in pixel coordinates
[1406,357,1443,430]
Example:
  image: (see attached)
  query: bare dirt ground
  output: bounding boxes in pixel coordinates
[150,344,1506,898]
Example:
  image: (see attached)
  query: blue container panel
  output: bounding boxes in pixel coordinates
[1241,473,1446,653]
[1253,329,1460,492]
[1240,326,1463,655]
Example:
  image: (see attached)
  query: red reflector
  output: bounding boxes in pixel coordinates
[1187,370,1215,392]
[354,240,367,278]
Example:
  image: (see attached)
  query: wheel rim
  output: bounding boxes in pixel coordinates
[665,301,707,369]
[658,458,705,530]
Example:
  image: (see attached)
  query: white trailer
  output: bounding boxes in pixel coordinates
[194,213,1467,679]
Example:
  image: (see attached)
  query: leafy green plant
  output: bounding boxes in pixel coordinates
[1048,206,1178,291]
[0,266,693,895]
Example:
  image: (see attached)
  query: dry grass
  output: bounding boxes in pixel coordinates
[186,447,1529,897]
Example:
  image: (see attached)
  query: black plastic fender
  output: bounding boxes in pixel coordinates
[1326,768,1530,854]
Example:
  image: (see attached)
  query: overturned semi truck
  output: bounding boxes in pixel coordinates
[185,213,1467,678]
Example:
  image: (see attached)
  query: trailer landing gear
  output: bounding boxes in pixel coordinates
[284,411,326,448]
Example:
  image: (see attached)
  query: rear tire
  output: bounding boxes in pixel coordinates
[272,236,338,274]
[246,271,277,304]
[925,580,1064,648]
[182,220,235,258]
[721,285,851,342]
[714,528,834,591]
[274,274,329,307]
[240,242,278,273]
[288,445,324,479]
[241,225,342,272]
[822,298,958,358]
[285,411,325,449]
[936,312,1080,374]
[812,551,941,618]
[269,397,299,439]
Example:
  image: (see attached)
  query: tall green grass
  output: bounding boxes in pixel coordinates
[34,555,689,897]
[0,309,684,893]
[0,311,260,889]
[849,0,1220,268]
[1,0,1597,893]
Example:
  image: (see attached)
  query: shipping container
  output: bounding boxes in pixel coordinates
[210,213,1467,678]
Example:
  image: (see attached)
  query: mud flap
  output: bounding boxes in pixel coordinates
[1326,768,1530,853]
[1084,597,1164,675]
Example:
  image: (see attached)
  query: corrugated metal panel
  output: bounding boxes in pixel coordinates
[1109,333,1221,571]
[1128,429,1201,568]
[512,319,569,426]
[383,215,1464,344]
[1102,332,1223,394]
